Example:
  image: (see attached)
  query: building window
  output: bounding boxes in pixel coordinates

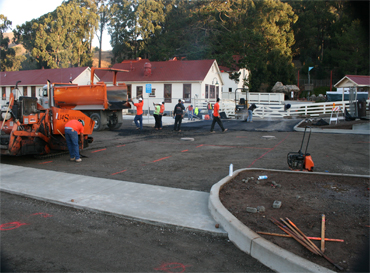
[127,84,132,99]
[216,86,219,99]
[23,86,27,96]
[136,86,143,98]
[31,86,36,97]
[210,85,216,99]
[150,88,156,97]
[229,88,232,92]
[164,84,172,103]
[183,84,191,103]
[2,87,6,100]
[205,85,209,99]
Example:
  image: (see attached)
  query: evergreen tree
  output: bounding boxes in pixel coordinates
[288,0,369,78]
[207,0,297,91]
[13,0,98,69]
[109,0,170,63]
[145,0,297,91]
[327,19,369,76]
[0,15,26,71]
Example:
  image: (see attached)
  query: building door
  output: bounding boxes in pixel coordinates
[164,84,172,103]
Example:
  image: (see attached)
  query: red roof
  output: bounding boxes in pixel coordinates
[0,67,89,86]
[345,75,370,86]
[97,59,217,83]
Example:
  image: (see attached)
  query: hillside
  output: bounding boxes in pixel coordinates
[92,51,112,68]
[4,32,27,55]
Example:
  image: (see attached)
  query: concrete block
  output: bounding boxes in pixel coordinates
[273,200,282,208]
[246,207,257,213]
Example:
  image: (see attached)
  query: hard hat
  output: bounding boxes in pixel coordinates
[182,100,185,102]
[78,119,85,126]
[139,98,142,101]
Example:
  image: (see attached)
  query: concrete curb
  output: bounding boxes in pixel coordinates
[209,168,369,273]
[294,120,370,135]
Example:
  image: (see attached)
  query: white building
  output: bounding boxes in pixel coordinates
[96,58,224,112]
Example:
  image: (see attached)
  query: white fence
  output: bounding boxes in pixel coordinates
[192,95,368,119]
[222,92,285,104]
[222,100,369,119]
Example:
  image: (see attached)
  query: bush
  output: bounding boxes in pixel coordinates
[312,86,337,96]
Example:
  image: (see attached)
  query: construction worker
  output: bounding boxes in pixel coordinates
[186,104,194,120]
[207,101,213,120]
[194,107,199,119]
[153,102,161,130]
[173,99,185,132]
[246,103,257,122]
[64,119,85,162]
[159,102,165,129]
[129,97,144,130]
[210,98,227,133]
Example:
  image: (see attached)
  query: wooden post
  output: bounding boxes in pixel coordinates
[321,214,326,252]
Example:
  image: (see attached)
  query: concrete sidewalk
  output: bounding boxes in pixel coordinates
[0,163,226,236]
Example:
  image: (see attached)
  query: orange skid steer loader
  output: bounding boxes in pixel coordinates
[0,81,94,156]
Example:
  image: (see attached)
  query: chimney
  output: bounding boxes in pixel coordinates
[144,62,152,76]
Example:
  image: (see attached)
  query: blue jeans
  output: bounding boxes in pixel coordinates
[65,128,80,159]
[247,110,253,122]
[134,114,143,129]
[208,110,213,119]
[188,110,193,120]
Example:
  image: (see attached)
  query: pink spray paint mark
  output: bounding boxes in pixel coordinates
[91,148,107,153]
[39,161,53,164]
[111,170,127,175]
[31,213,53,218]
[0,222,29,231]
[153,156,172,163]
[154,262,190,273]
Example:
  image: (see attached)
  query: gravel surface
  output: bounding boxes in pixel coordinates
[220,170,369,272]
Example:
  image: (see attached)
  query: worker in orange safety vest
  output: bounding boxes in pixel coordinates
[64,119,85,162]
[159,101,165,129]
[210,98,227,133]
[129,97,144,130]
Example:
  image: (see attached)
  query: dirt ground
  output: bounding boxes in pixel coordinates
[220,170,369,272]
[1,117,369,272]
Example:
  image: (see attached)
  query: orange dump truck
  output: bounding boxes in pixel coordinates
[44,68,131,131]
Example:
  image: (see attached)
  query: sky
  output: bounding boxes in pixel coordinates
[0,0,112,51]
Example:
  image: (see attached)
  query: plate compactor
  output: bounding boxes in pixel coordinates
[287,126,314,171]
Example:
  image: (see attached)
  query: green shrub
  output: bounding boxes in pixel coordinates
[313,86,337,96]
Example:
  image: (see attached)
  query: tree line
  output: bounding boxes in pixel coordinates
[1,0,368,92]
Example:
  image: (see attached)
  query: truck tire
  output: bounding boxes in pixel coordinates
[90,113,102,131]
[107,111,123,130]
[108,121,122,130]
